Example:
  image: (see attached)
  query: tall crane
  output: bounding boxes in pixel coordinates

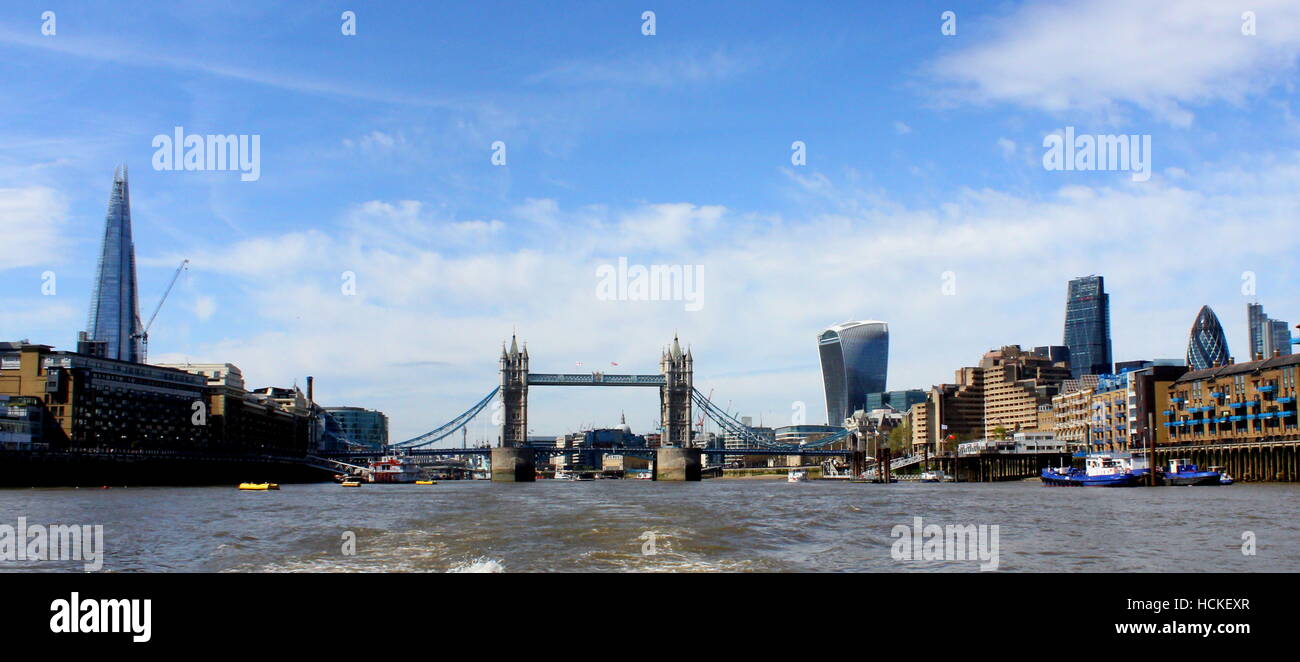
[134,259,189,363]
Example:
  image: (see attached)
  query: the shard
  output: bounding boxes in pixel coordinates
[85,165,143,363]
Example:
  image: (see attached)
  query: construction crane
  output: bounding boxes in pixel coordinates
[695,388,714,433]
[134,259,189,362]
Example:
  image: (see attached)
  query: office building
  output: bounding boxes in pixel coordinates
[864,389,926,414]
[324,406,390,448]
[911,366,985,454]
[1186,305,1231,371]
[1062,276,1112,378]
[818,320,888,425]
[1247,303,1291,360]
[85,166,144,363]
[981,345,1072,438]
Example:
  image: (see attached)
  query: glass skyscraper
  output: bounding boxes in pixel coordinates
[818,320,888,425]
[85,166,143,363]
[1247,302,1292,359]
[1187,305,1231,371]
[1062,275,1112,379]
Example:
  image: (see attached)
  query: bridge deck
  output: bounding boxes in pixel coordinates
[526,373,665,386]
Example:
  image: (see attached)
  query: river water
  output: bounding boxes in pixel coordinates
[1,479,1296,572]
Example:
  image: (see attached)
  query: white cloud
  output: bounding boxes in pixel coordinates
[997,137,1017,159]
[894,121,912,135]
[193,295,216,322]
[928,0,1300,127]
[163,157,1300,438]
[0,187,67,268]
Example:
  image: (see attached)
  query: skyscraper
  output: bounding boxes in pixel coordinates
[1062,275,1112,378]
[818,320,888,425]
[1247,302,1292,359]
[85,166,143,363]
[1186,305,1230,371]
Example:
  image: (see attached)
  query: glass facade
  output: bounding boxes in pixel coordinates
[1250,303,1292,358]
[324,407,389,448]
[1270,320,1293,358]
[1062,275,1112,379]
[864,389,926,413]
[1187,305,1231,371]
[85,166,143,363]
[818,320,888,425]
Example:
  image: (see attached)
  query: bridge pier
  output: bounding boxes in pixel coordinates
[491,447,536,482]
[655,447,702,481]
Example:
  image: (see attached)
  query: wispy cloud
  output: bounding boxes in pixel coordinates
[528,47,756,88]
[926,0,1300,127]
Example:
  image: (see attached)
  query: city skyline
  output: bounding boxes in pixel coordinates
[3,2,1300,439]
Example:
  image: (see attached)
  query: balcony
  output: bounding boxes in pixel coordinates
[1258,385,1277,393]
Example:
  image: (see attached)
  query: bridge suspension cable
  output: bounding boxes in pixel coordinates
[690,387,796,450]
[391,387,501,449]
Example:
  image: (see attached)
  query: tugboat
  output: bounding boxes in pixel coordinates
[1161,458,1223,486]
[1039,455,1141,487]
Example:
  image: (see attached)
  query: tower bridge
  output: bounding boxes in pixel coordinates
[323,334,870,481]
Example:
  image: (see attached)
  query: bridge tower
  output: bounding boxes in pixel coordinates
[657,335,701,480]
[493,334,535,481]
[659,335,693,447]
[499,334,529,447]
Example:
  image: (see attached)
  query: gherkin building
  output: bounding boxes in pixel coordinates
[1186,305,1230,371]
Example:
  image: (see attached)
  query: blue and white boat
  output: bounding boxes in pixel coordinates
[1208,466,1234,485]
[1040,455,1140,487]
[1161,458,1223,486]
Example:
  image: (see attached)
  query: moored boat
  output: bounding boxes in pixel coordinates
[1161,458,1222,486]
[1208,466,1234,485]
[1040,455,1140,487]
[787,469,808,483]
[367,453,421,484]
[919,470,946,483]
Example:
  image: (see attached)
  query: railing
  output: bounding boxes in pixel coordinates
[527,373,664,386]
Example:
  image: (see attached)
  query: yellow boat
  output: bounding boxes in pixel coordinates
[415,480,436,485]
[238,482,271,491]
[340,479,362,487]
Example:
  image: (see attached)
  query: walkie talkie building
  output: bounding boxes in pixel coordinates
[818,320,888,426]
[85,166,144,363]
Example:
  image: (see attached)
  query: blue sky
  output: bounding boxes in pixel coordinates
[3,1,1300,440]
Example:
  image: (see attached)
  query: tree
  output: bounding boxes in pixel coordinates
[887,421,912,454]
